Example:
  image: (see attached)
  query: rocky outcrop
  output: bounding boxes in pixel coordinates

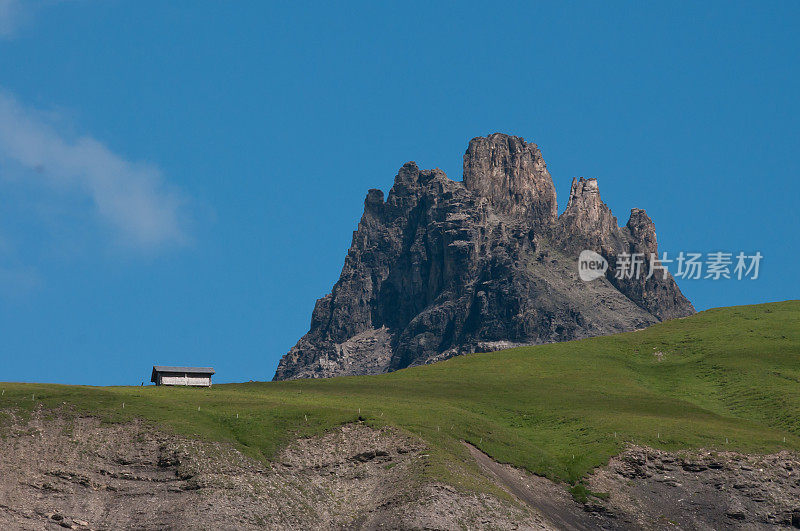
[588,446,800,529]
[274,133,694,380]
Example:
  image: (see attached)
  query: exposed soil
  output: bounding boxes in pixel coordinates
[2,410,799,530]
[466,443,601,530]
[467,442,800,530]
[0,410,548,530]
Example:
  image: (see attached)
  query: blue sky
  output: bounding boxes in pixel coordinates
[0,1,797,385]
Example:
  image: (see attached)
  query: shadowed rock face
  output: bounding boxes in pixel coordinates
[274,134,694,380]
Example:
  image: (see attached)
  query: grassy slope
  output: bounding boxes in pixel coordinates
[1,301,799,489]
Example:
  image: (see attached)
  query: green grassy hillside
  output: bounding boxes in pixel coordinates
[2,301,799,488]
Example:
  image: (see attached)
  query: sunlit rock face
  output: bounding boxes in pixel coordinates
[463,133,557,224]
[274,134,694,380]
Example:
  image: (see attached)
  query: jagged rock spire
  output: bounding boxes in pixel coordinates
[463,133,557,223]
[558,177,619,248]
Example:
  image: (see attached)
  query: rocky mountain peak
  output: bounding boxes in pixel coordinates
[567,176,599,202]
[558,176,618,250]
[463,133,557,223]
[625,208,657,255]
[273,134,694,380]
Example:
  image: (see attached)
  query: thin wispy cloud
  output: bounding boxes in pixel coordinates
[0,0,23,38]
[0,91,189,249]
[0,0,64,39]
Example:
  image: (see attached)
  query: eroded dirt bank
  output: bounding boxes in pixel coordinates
[0,411,548,530]
[2,411,799,530]
[468,443,800,530]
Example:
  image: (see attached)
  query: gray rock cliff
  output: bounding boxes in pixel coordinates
[274,133,694,380]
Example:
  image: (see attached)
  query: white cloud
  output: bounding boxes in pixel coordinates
[0,91,189,249]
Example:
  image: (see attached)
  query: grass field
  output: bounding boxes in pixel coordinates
[1,301,798,490]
